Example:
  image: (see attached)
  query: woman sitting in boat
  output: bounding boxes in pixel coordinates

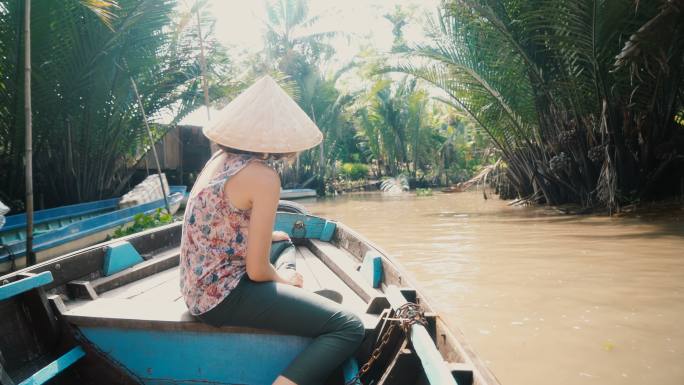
[179,76,365,385]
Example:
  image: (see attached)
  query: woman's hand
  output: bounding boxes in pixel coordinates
[272,231,290,242]
[279,269,303,288]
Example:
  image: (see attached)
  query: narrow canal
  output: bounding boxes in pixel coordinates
[302,191,684,385]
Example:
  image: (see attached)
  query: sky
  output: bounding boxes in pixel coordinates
[205,0,440,69]
[173,0,442,126]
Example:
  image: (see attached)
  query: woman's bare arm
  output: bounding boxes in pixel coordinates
[239,163,284,283]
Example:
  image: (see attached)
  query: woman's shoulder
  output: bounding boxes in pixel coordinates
[235,160,280,188]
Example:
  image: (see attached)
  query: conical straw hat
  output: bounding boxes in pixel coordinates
[203,75,323,153]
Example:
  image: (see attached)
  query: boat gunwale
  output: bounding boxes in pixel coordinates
[0,221,183,286]
[331,221,502,385]
[1,198,121,233]
[65,312,304,335]
[0,193,183,263]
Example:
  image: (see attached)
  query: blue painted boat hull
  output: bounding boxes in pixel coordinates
[280,189,317,200]
[80,327,310,385]
[1,198,121,244]
[0,192,184,272]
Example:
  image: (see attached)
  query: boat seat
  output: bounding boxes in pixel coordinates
[62,296,380,333]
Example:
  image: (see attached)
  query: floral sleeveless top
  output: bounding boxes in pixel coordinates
[180,152,260,315]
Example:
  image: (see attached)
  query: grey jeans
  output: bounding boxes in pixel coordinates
[199,241,365,385]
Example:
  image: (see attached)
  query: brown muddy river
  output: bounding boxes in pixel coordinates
[302,191,684,385]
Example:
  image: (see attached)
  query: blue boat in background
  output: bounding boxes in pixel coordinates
[0,186,186,273]
[280,188,317,200]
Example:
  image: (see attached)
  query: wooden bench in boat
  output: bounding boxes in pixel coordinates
[60,243,383,329]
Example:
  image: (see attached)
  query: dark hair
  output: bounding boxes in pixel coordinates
[217,144,295,161]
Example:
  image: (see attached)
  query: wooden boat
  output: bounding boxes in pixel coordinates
[441,184,465,193]
[0,205,501,385]
[0,186,186,273]
[280,188,317,200]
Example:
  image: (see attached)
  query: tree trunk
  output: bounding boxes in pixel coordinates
[195,1,215,156]
[24,0,35,266]
[129,75,170,213]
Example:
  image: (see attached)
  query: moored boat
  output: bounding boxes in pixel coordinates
[0,206,500,385]
[0,185,186,273]
[441,183,466,193]
[280,188,317,200]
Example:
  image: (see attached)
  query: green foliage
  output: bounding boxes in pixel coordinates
[113,209,173,238]
[394,0,684,209]
[416,188,433,197]
[0,0,235,207]
[339,163,369,180]
[257,0,373,190]
[354,73,495,183]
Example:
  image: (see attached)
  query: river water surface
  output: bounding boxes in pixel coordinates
[302,191,684,385]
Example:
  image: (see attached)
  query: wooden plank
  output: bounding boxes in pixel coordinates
[424,312,437,342]
[297,247,380,331]
[366,295,391,315]
[385,286,457,385]
[91,249,179,294]
[99,266,179,300]
[46,294,67,314]
[331,224,404,286]
[17,346,85,385]
[308,240,384,303]
[77,326,310,385]
[356,308,405,384]
[449,362,475,385]
[64,297,292,334]
[0,272,53,301]
[131,271,182,302]
[376,341,421,385]
[66,281,98,300]
[294,248,321,290]
[297,247,366,312]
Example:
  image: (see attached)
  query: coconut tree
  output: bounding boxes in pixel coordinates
[355,77,437,177]
[0,0,234,208]
[263,0,336,77]
[394,0,684,210]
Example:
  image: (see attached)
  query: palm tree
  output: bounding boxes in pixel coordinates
[0,0,234,208]
[355,77,436,177]
[263,0,336,77]
[394,0,684,210]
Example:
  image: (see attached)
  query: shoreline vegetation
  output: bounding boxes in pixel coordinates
[1,0,682,216]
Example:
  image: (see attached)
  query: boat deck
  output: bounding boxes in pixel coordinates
[62,245,378,332]
[0,217,495,385]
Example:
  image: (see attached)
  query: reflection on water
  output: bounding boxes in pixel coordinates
[303,191,684,385]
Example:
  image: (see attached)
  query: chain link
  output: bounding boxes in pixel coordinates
[344,302,427,385]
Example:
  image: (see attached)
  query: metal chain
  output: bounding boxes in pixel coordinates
[345,302,427,385]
